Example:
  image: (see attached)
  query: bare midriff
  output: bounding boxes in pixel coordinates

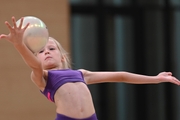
[54,82,95,118]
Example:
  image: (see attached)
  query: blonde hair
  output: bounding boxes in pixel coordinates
[49,37,71,69]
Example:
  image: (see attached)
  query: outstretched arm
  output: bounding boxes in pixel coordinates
[80,69,180,85]
[0,16,45,89]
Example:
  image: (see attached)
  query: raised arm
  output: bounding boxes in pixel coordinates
[80,69,180,85]
[0,16,45,90]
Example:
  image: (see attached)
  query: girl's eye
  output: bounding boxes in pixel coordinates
[39,50,44,53]
[50,48,55,50]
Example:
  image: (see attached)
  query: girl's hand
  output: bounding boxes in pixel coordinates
[157,72,180,85]
[0,16,29,45]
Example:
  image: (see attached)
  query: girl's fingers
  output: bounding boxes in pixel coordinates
[174,78,180,85]
[12,17,17,29]
[4,17,27,33]
[18,17,24,28]
[5,21,14,33]
[167,72,172,76]
[0,34,8,39]
[23,23,29,31]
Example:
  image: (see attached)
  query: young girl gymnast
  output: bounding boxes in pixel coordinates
[0,17,180,120]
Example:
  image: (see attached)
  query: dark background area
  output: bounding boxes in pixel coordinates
[70,0,180,120]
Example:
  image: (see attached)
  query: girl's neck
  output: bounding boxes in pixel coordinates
[45,66,63,70]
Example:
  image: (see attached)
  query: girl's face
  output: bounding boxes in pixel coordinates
[36,39,64,70]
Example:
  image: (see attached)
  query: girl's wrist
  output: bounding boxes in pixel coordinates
[13,42,26,49]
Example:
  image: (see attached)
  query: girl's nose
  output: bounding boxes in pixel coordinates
[44,49,50,55]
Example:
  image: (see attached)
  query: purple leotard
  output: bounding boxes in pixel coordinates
[41,69,98,120]
[55,113,98,120]
[41,69,86,102]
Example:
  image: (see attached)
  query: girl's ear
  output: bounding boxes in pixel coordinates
[61,55,65,62]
